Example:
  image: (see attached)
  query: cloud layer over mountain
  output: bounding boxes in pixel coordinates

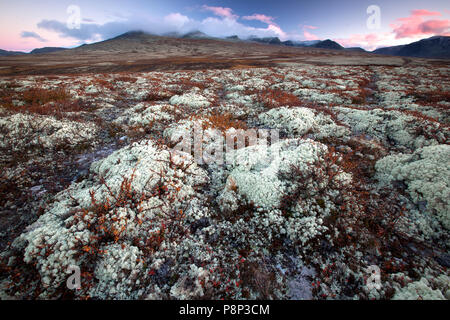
[15,5,450,51]
[36,6,292,45]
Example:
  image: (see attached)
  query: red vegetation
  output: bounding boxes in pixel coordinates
[22,88,70,105]
[114,75,137,83]
[204,112,248,132]
[257,89,302,109]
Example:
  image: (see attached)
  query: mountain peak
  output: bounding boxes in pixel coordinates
[112,31,151,40]
[249,36,282,45]
[312,39,344,50]
[182,31,210,39]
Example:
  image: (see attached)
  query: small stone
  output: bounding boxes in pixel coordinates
[435,254,450,268]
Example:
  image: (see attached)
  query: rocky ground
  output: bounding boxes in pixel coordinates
[0,63,448,300]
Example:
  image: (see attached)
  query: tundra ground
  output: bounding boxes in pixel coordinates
[0,55,448,300]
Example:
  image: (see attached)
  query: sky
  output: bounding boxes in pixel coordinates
[0,0,449,52]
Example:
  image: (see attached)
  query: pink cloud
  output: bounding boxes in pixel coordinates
[391,9,450,39]
[335,8,450,51]
[0,33,76,52]
[420,19,450,33]
[242,14,275,25]
[202,5,238,20]
[410,9,441,16]
[301,25,319,40]
[303,30,319,41]
[333,33,391,50]
[241,13,286,38]
[266,24,287,38]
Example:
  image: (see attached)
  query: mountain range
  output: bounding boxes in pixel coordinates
[245,34,449,58]
[0,47,66,56]
[0,31,448,59]
[373,36,450,59]
[0,49,26,56]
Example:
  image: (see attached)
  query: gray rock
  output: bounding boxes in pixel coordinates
[435,254,450,268]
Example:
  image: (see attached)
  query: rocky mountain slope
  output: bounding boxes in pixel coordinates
[374,36,450,59]
[30,47,66,54]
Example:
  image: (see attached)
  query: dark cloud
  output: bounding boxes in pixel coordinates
[20,31,47,42]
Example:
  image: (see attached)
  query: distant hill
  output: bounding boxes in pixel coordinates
[0,30,438,76]
[282,40,295,46]
[30,47,66,54]
[301,40,321,46]
[249,37,282,45]
[182,31,211,39]
[373,45,401,56]
[373,36,450,59]
[346,47,366,53]
[311,39,344,50]
[0,49,25,56]
[2,31,448,61]
[112,31,151,40]
[226,35,240,40]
